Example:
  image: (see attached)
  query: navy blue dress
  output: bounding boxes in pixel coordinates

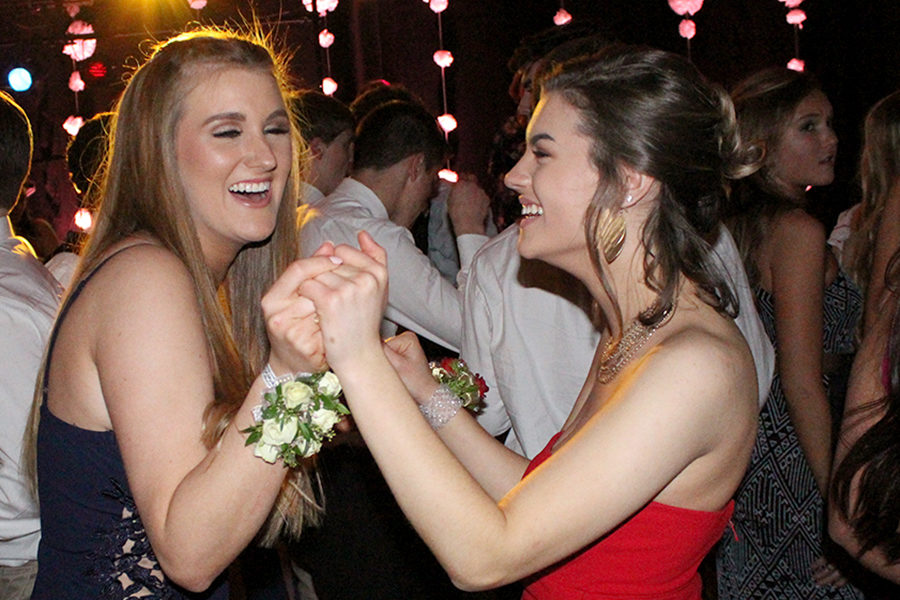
[32,254,228,600]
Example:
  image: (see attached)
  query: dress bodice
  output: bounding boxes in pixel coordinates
[31,250,228,600]
[522,433,733,599]
[755,270,862,355]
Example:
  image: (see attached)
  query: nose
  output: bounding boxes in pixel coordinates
[247,133,278,171]
[504,153,530,194]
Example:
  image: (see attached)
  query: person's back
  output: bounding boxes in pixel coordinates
[0,90,62,600]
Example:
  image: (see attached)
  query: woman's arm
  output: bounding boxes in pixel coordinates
[768,209,833,498]
[89,245,337,591]
[828,294,900,583]
[301,235,755,590]
[383,331,530,500]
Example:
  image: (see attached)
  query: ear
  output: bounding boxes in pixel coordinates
[620,165,659,208]
[308,137,327,160]
[406,153,426,183]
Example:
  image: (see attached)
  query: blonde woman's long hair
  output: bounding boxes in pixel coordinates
[27,27,318,545]
[844,90,900,296]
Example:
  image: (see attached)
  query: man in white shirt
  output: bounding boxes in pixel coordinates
[462,224,775,459]
[0,90,62,600]
[291,90,355,206]
[300,100,490,351]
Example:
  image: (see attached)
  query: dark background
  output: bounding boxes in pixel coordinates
[2,0,898,237]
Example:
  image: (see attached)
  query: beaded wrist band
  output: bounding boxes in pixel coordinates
[262,363,304,389]
[419,384,463,430]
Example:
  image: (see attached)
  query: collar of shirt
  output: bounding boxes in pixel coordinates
[327,177,390,221]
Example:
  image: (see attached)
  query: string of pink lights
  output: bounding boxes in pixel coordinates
[667,0,809,71]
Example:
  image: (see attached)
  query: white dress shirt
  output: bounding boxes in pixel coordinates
[300,177,487,351]
[463,225,775,459]
[0,216,61,566]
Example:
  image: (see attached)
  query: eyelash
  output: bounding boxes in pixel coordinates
[532,148,549,159]
[212,125,290,138]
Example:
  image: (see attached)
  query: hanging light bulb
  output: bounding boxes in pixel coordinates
[786,9,806,28]
[63,115,84,136]
[437,114,457,133]
[430,0,448,14]
[787,58,805,72]
[553,8,572,26]
[667,0,704,15]
[433,50,454,68]
[438,169,458,183]
[62,21,96,62]
[322,77,338,96]
[68,70,85,92]
[319,29,335,48]
[74,207,93,231]
[779,0,805,7]
[304,0,339,16]
[678,19,696,39]
[188,0,207,8]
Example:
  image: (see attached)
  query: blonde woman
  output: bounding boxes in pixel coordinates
[29,29,338,598]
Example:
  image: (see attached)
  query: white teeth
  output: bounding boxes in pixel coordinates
[229,181,271,193]
[521,204,543,216]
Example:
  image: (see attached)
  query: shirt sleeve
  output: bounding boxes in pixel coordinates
[461,252,511,438]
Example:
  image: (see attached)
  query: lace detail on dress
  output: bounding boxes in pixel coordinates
[87,479,174,600]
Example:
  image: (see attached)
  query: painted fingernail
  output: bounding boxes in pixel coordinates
[329,256,343,264]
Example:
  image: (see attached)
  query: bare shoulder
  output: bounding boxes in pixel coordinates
[629,314,757,434]
[84,242,204,355]
[770,208,825,248]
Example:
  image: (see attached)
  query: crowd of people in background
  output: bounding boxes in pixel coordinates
[1,17,899,600]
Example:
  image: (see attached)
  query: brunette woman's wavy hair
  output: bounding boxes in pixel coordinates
[540,45,751,332]
[724,67,823,287]
[831,247,900,563]
[27,26,318,545]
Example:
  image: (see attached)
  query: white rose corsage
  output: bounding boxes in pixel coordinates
[243,370,349,467]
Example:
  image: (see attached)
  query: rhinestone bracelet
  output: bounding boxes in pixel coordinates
[419,384,463,430]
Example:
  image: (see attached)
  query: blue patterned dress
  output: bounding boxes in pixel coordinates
[717,271,864,599]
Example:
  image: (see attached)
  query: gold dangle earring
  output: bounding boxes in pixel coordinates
[596,196,628,263]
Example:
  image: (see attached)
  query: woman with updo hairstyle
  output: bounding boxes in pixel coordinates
[716,67,864,599]
[291,44,758,599]
[27,28,341,598]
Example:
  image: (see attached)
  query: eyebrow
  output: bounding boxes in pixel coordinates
[202,108,289,126]
[528,132,555,145]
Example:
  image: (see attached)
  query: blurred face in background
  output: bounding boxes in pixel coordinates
[768,90,838,199]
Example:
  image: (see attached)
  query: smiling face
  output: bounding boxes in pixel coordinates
[505,92,602,277]
[768,90,838,199]
[175,65,292,267]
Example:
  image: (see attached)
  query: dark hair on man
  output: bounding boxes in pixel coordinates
[352,100,447,172]
[0,91,33,212]
[290,90,354,144]
[349,80,421,122]
[66,111,114,198]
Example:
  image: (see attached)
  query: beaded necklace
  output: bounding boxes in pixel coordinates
[597,312,668,384]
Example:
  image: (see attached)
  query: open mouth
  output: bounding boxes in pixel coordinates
[520,203,543,218]
[229,180,272,204]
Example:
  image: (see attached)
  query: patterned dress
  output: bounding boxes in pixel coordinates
[717,272,863,599]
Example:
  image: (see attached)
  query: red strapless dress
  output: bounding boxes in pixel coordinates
[521,433,733,600]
